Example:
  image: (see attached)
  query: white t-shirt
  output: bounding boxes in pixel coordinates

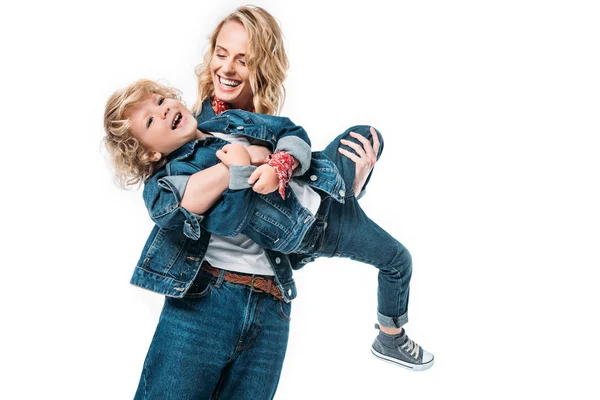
[204,131,320,276]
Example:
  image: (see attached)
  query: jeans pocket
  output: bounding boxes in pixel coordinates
[184,273,214,299]
[277,300,292,323]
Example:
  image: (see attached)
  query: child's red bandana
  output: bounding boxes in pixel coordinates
[265,151,295,200]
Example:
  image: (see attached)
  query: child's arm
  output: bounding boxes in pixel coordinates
[263,115,311,177]
[251,116,310,197]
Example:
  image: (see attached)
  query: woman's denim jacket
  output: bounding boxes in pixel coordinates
[130,100,346,302]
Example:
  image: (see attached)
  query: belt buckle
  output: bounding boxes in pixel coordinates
[250,276,263,293]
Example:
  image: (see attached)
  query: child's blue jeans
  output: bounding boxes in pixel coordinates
[298,125,412,329]
[134,268,291,399]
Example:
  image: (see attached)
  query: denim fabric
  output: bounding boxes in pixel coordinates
[294,126,412,328]
[134,269,291,399]
[143,109,313,241]
[130,100,300,302]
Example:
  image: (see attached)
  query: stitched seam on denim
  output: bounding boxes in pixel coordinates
[277,300,291,322]
[144,229,166,258]
[258,194,293,217]
[238,294,262,350]
[135,265,187,284]
[149,202,179,219]
[185,283,214,298]
[158,238,187,276]
[253,211,290,233]
[248,220,278,242]
[233,288,256,353]
[331,252,401,272]
[333,250,408,319]
[269,268,293,302]
[276,219,311,253]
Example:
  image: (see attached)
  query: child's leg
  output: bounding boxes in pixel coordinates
[312,125,409,329]
[322,125,384,198]
[304,126,434,370]
[309,197,412,329]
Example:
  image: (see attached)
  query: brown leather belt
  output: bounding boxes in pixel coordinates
[201,263,284,301]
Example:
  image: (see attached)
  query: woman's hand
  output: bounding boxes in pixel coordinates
[246,145,273,166]
[216,144,251,166]
[338,127,381,196]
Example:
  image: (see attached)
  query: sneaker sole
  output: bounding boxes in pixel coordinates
[371,348,434,371]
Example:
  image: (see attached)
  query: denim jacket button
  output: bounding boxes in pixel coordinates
[310,175,317,181]
[275,257,281,264]
[236,126,244,130]
[339,189,345,197]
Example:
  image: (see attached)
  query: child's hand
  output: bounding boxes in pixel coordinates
[246,145,273,166]
[216,144,251,166]
[248,164,279,194]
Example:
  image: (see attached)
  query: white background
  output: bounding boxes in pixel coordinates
[2,0,599,398]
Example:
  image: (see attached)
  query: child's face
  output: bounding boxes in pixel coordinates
[125,94,198,160]
[210,20,254,111]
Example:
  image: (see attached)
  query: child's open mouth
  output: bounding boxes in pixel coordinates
[171,112,183,130]
[219,76,241,88]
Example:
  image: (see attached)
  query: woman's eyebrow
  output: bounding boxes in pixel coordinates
[215,45,245,57]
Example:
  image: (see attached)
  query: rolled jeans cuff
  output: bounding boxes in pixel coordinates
[377,310,408,329]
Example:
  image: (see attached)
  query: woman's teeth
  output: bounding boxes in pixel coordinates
[220,76,241,87]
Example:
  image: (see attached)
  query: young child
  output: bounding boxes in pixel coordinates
[105,79,434,371]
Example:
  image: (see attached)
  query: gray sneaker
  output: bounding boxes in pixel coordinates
[371,324,434,371]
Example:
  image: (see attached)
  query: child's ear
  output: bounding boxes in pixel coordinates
[148,151,162,162]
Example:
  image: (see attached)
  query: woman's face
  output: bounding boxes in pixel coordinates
[210,21,254,111]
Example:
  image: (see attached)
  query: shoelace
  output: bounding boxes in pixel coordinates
[400,338,420,360]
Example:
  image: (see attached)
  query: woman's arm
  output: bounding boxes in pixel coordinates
[180,163,230,214]
[246,145,272,166]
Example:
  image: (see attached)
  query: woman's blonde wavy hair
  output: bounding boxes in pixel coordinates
[192,6,289,116]
[103,79,181,188]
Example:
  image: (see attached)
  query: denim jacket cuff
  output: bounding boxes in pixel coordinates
[274,136,311,176]
[158,175,190,200]
[157,175,203,240]
[229,165,257,190]
[182,208,203,240]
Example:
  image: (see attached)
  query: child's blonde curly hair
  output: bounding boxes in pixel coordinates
[103,79,181,188]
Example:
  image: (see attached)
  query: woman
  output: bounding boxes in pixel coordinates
[130,10,300,400]
[193,4,432,371]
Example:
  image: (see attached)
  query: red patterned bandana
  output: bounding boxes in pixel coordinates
[211,97,229,115]
[265,151,295,200]
[211,96,255,114]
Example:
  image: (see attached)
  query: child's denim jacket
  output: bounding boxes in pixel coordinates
[131,101,346,302]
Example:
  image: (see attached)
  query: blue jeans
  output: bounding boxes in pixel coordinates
[134,268,291,399]
[298,125,412,328]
